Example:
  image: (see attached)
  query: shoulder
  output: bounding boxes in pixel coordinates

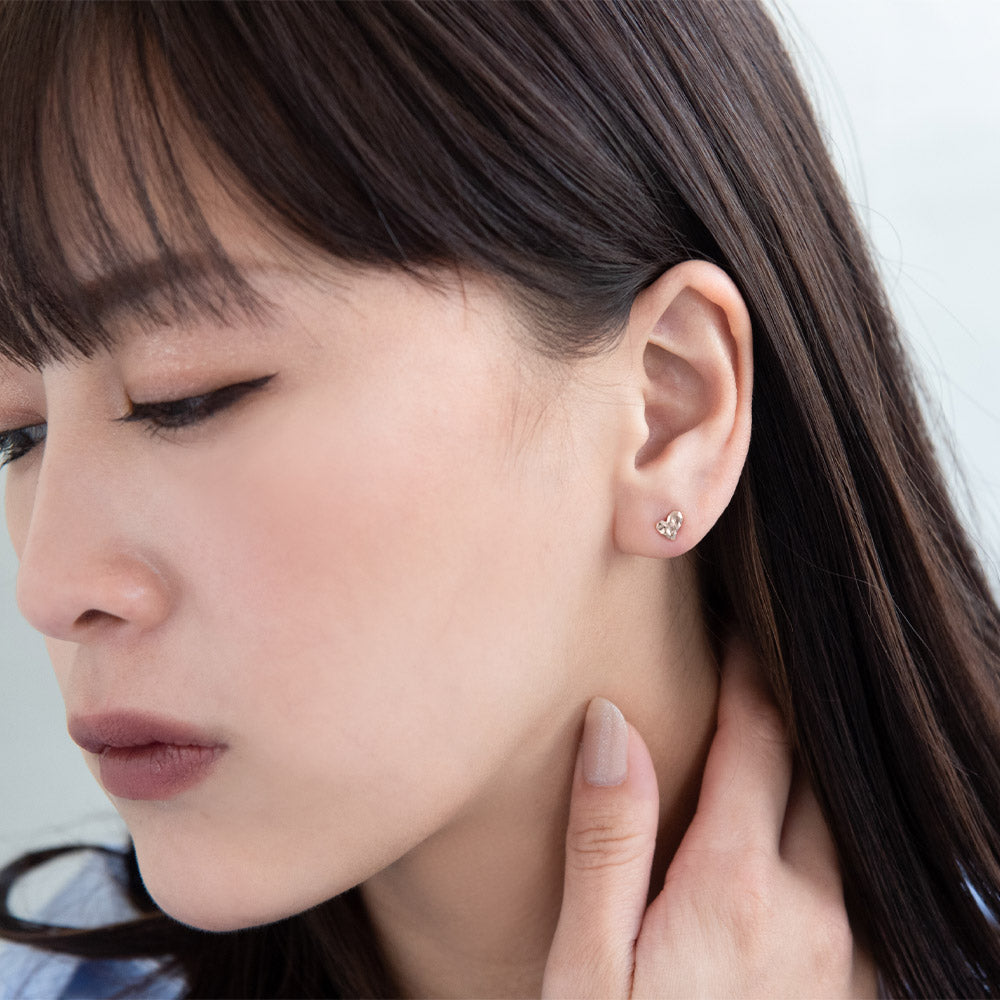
[0,847,185,1000]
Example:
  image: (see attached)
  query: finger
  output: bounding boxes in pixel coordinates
[542,698,660,1000]
[691,640,793,854]
[780,765,843,896]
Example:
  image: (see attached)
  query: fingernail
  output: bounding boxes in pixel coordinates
[582,697,628,787]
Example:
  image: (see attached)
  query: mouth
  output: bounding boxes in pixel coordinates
[68,712,226,801]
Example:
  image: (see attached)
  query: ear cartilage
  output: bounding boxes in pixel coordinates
[655,510,684,541]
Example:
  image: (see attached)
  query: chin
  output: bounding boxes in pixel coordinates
[141,874,309,933]
[132,840,354,933]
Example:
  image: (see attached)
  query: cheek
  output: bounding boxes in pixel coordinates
[219,389,556,731]
[124,353,585,928]
[197,358,550,646]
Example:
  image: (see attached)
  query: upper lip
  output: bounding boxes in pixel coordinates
[68,711,224,754]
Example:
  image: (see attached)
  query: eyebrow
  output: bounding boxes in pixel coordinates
[77,252,279,329]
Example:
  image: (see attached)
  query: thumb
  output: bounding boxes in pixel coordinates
[543,698,660,999]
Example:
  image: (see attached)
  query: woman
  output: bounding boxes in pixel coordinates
[0,1,997,997]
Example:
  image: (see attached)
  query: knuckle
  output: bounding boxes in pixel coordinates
[566,814,652,874]
[729,846,773,902]
[808,903,854,975]
[746,703,790,754]
[721,849,777,946]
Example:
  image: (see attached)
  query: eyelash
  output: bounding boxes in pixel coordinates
[0,374,275,470]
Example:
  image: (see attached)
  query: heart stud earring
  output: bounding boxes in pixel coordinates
[655,510,683,541]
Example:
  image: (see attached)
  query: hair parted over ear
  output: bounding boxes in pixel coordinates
[613,261,752,559]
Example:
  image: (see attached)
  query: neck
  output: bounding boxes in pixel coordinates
[360,556,719,998]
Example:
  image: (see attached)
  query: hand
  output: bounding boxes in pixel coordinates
[542,643,878,999]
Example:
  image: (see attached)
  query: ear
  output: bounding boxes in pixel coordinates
[613,260,752,557]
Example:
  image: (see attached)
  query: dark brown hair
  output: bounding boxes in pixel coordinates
[1,1,998,996]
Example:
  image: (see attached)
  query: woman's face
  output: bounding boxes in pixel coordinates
[2,238,630,929]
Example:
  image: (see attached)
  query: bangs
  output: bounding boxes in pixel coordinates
[0,4,281,367]
[1,2,671,369]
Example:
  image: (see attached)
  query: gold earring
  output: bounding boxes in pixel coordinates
[655,510,683,541]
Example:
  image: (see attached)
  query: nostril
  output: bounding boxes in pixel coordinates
[17,549,172,639]
[75,608,114,627]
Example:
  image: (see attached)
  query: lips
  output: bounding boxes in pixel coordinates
[68,712,226,801]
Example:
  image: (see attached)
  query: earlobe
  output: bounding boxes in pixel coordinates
[613,261,752,558]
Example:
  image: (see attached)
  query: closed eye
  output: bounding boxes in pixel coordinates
[0,374,276,469]
[116,374,276,435]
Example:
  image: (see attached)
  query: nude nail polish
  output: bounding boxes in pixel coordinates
[582,697,628,787]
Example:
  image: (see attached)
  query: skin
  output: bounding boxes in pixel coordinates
[0,251,720,982]
[2,160,872,996]
[545,646,878,999]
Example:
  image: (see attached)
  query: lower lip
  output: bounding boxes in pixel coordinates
[98,744,223,800]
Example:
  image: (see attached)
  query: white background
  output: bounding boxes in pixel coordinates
[1,0,998,868]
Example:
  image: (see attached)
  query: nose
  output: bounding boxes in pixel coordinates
[14,440,172,643]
